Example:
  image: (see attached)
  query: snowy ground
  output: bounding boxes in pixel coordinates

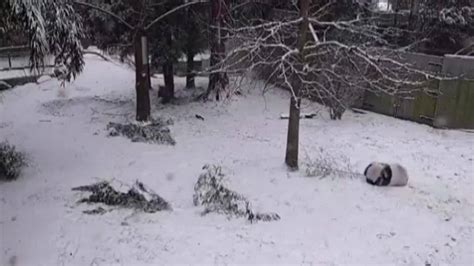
[1,55,473,266]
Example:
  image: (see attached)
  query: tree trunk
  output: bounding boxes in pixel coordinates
[186,47,196,89]
[408,0,415,29]
[161,61,175,104]
[147,61,152,90]
[285,0,309,170]
[393,0,401,26]
[186,7,196,89]
[134,30,151,121]
[159,28,175,104]
[205,0,229,101]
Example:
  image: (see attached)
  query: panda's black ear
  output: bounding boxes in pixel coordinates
[364,163,372,176]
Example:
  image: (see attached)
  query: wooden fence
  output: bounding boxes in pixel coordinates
[0,45,54,90]
[361,53,474,129]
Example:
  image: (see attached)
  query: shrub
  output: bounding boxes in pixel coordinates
[107,117,175,145]
[0,141,27,180]
[303,148,357,179]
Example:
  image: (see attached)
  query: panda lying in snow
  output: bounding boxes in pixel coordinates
[364,162,409,187]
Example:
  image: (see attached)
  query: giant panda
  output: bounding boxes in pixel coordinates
[364,162,409,187]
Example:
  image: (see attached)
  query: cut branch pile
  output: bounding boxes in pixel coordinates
[72,180,171,214]
[193,164,280,222]
[107,117,175,145]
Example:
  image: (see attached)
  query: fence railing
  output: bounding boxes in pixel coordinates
[0,45,55,89]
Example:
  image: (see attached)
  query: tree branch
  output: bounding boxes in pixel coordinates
[73,1,134,30]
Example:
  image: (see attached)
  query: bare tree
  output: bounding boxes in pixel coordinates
[285,0,309,170]
[214,1,438,169]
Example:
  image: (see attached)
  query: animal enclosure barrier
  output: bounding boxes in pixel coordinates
[0,45,54,89]
[361,53,474,129]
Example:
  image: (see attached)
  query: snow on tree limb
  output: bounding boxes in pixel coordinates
[10,0,85,81]
[213,2,444,118]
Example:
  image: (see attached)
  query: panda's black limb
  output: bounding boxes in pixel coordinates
[380,165,392,186]
[364,164,372,176]
[366,178,378,186]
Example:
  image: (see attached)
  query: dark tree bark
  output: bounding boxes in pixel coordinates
[131,0,151,121]
[408,0,416,29]
[204,0,229,101]
[147,61,152,90]
[285,0,309,170]
[393,0,401,26]
[185,7,196,89]
[159,28,175,104]
[134,30,151,121]
[186,44,196,89]
[161,61,175,103]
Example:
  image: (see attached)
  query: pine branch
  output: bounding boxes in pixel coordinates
[144,1,205,31]
[73,1,134,30]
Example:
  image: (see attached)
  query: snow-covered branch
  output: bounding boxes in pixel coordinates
[10,0,85,81]
[213,5,439,119]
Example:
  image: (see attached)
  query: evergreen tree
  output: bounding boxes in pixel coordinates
[148,1,185,103]
[75,0,205,119]
[182,6,208,89]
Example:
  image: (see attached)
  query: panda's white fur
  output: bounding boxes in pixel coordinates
[364,162,408,187]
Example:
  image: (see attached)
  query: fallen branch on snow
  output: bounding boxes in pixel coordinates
[193,164,280,222]
[83,51,110,61]
[107,117,175,145]
[72,180,171,214]
[351,108,367,114]
[280,113,318,119]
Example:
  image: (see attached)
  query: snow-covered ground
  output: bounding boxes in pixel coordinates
[1,55,473,266]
